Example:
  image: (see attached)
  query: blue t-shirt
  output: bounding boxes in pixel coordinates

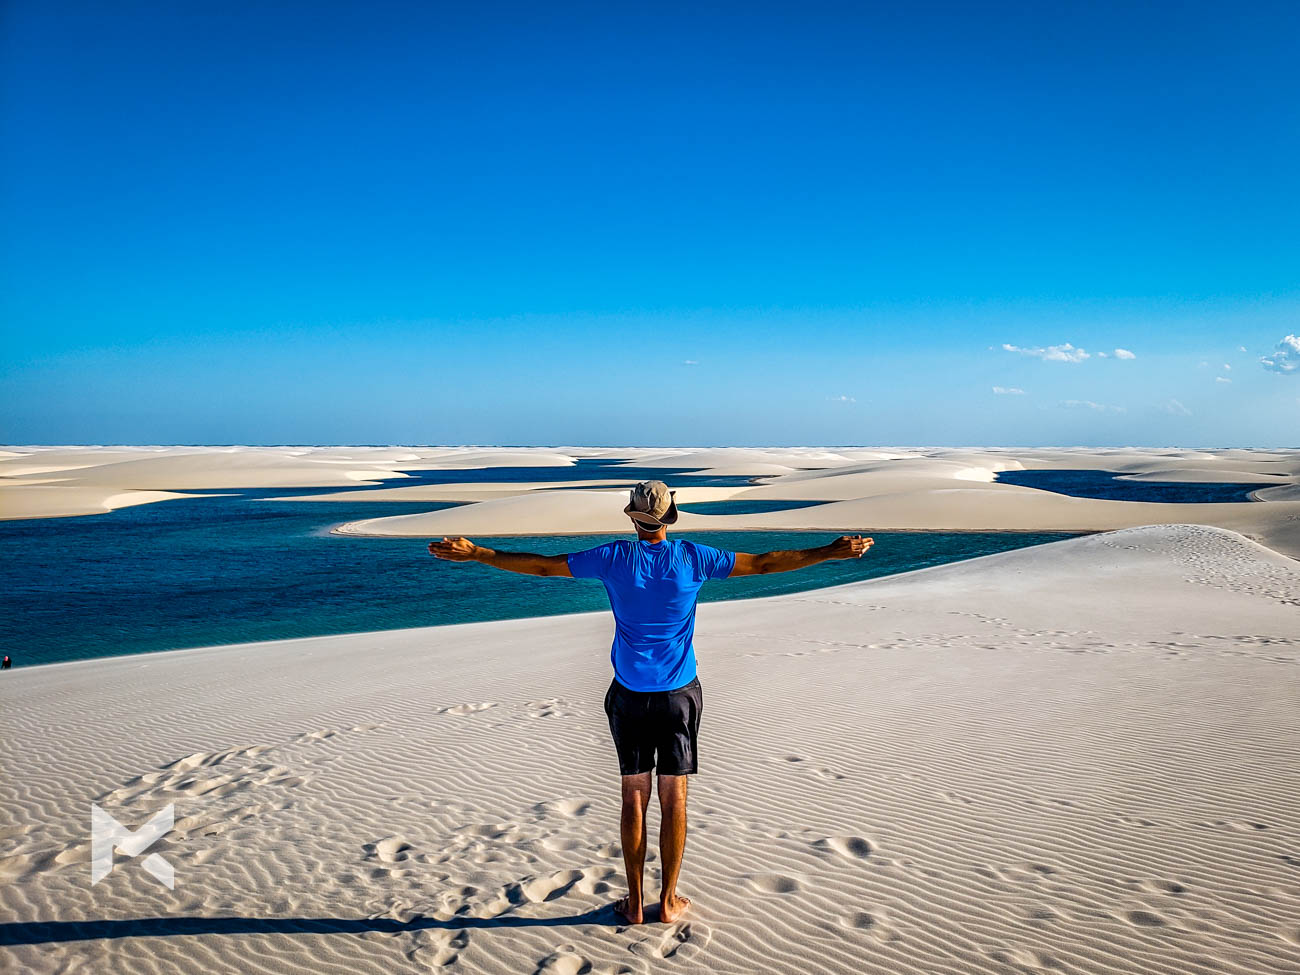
[567,538,736,692]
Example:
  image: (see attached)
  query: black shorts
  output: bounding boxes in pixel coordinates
[604,676,703,776]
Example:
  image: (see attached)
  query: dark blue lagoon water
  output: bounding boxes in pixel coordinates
[0,491,1076,668]
[995,469,1266,503]
[343,457,767,492]
[676,500,825,515]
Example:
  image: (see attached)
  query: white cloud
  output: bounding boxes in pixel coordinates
[1060,399,1126,414]
[1097,351,1109,358]
[1261,334,1300,374]
[1223,363,1231,370]
[682,359,699,365]
[827,394,856,403]
[1113,348,1136,360]
[1159,398,1192,417]
[1239,345,1248,352]
[992,386,1025,395]
[1215,376,1232,384]
[1002,342,1090,363]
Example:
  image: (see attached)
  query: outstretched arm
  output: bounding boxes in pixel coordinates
[428,537,574,577]
[729,534,873,576]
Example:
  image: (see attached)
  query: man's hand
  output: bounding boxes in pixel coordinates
[827,534,873,560]
[428,537,480,562]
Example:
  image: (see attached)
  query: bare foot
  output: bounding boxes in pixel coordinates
[614,895,644,925]
[660,893,691,923]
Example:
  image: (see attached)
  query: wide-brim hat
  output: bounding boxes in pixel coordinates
[624,479,678,528]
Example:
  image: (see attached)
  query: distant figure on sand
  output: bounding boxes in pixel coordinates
[429,479,873,925]
[1,655,10,670]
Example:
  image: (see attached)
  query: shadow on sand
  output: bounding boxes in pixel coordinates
[0,907,622,946]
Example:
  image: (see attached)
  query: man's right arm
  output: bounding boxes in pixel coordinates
[729,535,873,576]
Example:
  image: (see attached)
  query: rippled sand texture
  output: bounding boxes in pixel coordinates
[1,524,1298,974]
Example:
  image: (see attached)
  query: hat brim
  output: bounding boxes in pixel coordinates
[624,496,679,527]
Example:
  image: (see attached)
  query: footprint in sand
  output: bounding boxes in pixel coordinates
[840,911,879,929]
[1140,879,1188,895]
[746,873,801,894]
[101,745,306,805]
[294,728,340,743]
[524,698,578,718]
[839,911,900,942]
[457,822,521,841]
[1125,910,1168,927]
[533,949,591,975]
[815,835,873,860]
[533,799,593,819]
[440,702,498,715]
[813,766,847,780]
[0,849,63,883]
[363,836,414,863]
[408,929,469,968]
[166,745,276,772]
[659,921,708,959]
[511,869,586,904]
[576,867,618,896]
[540,836,585,852]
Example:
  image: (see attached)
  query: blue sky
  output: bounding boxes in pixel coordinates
[2,1,1297,447]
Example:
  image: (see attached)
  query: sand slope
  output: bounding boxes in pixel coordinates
[2,524,1298,974]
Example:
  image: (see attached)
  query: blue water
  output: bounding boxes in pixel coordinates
[995,469,1266,503]
[339,457,768,492]
[676,500,824,515]
[0,490,1074,668]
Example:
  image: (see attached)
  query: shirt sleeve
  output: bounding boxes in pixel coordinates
[692,542,737,580]
[567,542,616,580]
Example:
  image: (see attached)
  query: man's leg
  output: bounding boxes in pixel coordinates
[616,772,653,924]
[657,773,690,922]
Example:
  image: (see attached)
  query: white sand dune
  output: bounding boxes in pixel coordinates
[333,471,1300,559]
[684,463,800,477]
[276,483,753,504]
[33,451,413,490]
[1117,468,1292,483]
[302,447,1300,559]
[5,447,1300,562]
[335,489,639,536]
[0,486,205,520]
[605,448,862,471]
[0,447,418,520]
[0,448,169,478]
[1,525,1297,974]
[1255,484,1300,502]
[400,450,579,469]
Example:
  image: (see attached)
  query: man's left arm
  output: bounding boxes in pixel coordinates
[428,536,574,577]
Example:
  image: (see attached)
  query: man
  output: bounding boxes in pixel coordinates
[428,479,873,925]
